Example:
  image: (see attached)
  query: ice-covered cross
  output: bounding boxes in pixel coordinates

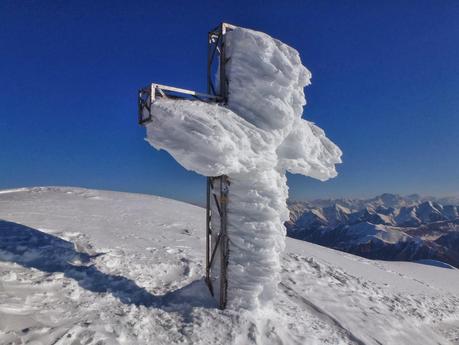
[144,27,342,309]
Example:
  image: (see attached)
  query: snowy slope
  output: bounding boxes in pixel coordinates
[1,187,458,345]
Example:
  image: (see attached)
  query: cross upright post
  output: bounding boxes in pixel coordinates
[205,22,235,310]
[138,22,235,309]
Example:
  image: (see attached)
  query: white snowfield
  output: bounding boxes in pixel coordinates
[0,187,458,345]
[145,26,342,309]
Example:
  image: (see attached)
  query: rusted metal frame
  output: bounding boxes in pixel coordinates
[216,24,231,309]
[218,175,229,309]
[205,177,214,296]
[208,231,223,269]
[137,22,235,309]
[152,83,220,100]
[138,84,222,125]
[138,89,149,124]
[212,193,222,217]
[205,175,229,309]
[205,176,224,296]
[207,30,221,96]
[157,87,167,98]
[205,23,234,309]
[209,179,223,217]
[204,25,224,305]
[210,22,236,37]
[219,30,228,104]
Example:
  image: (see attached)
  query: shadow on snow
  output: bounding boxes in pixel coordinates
[0,219,216,313]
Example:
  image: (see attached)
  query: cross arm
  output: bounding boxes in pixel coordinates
[138,83,223,125]
[276,118,342,181]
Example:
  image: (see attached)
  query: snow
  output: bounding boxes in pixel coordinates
[145,26,342,309]
[1,187,459,345]
[0,188,29,195]
[416,259,456,269]
[345,222,409,244]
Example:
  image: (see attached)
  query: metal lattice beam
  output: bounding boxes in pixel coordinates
[138,23,235,309]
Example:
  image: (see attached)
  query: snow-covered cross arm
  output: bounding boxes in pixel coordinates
[143,26,342,309]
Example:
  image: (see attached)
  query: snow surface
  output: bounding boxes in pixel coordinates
[1,187,459,345]
[145,26,342,309]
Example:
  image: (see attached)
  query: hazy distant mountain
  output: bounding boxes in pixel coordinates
[287,193,459,268]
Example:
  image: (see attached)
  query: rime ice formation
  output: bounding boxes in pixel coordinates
[145,27,342,309]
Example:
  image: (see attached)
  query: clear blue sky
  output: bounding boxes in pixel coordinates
[1,1,458,204]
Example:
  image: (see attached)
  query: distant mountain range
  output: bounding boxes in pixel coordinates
[287,193,459,268]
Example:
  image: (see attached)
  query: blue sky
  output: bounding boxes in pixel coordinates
[1,1,458,204]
